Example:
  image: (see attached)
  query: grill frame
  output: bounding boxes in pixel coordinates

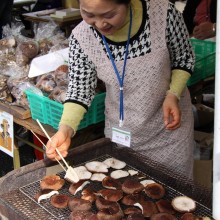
[0,138,212,219]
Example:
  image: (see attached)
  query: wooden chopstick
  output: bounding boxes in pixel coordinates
[30,130,67,172]
[36,119,70,169]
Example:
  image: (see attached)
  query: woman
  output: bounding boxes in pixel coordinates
[46,0,195,179]
[183,0,217,39]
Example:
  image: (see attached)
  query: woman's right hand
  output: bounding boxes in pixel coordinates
[46,124,74,161]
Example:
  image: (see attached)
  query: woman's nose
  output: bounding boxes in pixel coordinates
[95,20,107,29]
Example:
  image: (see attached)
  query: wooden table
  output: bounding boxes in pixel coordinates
[0,102,104,170]
[22,9,82,36]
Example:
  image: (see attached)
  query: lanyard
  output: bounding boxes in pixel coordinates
[102,6,133,127]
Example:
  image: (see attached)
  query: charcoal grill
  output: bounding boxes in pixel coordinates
[0,138,212,220]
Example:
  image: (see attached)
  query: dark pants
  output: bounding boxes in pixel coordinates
[20,0,62,30]
[0,0,14,39]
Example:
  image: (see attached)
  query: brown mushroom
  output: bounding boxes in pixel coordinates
[95,197,120,210]
[138,200,158,217]
[81,188,97,203]
[97,205,124,220]
[127,213,145,220]
[144,183,165,200]
[122,178,144,194]
[34,189,59,203]
[69,210,98,220]
[69,180,90,195]
[181,213,195,220]
[96,189,123,202]
[124,207,142,215]
[102,176,122,190]
[156,199,175,214]
[121,193,144,206]
[50,194,70,209]
[40,175,65,191]
[68,197,92,212]
[150,212,177,220]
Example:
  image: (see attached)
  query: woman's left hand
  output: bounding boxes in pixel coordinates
[162,92,181,130]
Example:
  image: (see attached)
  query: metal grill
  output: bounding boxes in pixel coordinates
[0,140,213,219]
[19,154,212,220]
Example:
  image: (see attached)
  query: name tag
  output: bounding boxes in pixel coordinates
[112,127,131,147]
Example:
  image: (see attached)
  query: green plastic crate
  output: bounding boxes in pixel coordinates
[26,90,106,130]
[187,39,216,86]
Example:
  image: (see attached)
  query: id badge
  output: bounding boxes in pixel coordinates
[112,127,131,147]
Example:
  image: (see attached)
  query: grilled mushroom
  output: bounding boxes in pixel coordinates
[151,212,177,220]
[124,207,142,215]
[95,197,119,210]
[122,178,144,194]
[69,210,97,220]
[69,180,90,195]
[121,194,144,206]
[171,196,196,213]
[91,173,107,182]
[96,189,123,202]
[110,170,129,179]
[137,200,158,218]
[181,213,195,220]
[127,213,145,220]
[102,176,122,190]
[68,197,92,212]
[34,189,59,203]
[50,194,70,209]
[85,161,109,173]
[140,179,155,187]
[144,183,165,199]
[156,199,175,214]
[128,170,139,176]
[40,175,65,190]
[103,157,126,169]
[81,188,97,203]
[97,205,124,220]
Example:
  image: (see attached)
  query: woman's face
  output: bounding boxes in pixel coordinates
[79,0,129,35]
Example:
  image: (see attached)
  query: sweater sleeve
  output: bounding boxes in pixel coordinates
[166,2,195,75]
[65,33,97,109]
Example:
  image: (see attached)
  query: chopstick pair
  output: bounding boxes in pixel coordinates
[33,119,79,183]
[30,129,67,172]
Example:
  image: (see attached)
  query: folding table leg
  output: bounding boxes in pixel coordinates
[13,138,20,169]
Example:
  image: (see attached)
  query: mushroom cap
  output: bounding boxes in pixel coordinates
[91,173,107,182]
[124,207,142,215]
[68,197,92,212]
[127,213,145,220]
[96,189,123,202]
[81,188,97,203]
[140,179,155,187]
[40,175,65,190]
[97,205,124,220]
[35,189,59,203]
[138,200,158,217]
[102,176,122,190]
[74,166,92,180]
[95,197,119,210]
[181,213,195,220]
[103,157,126,169]
[122,178,144,194]
[69,180,90,195]
[69,210,98,220]
[128,170,139,176]
[144,183,165,199]
[156,199,175,214]
[50,194,70,209]
[171,196,196,213]
[121,193,144,206]
[110,170,129,179]
[85,161,109,173]
[151,212,177,220]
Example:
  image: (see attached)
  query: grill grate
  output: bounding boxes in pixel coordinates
[19,154,212,220]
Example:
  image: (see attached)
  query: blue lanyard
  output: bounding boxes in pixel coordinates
[102,7,132,127]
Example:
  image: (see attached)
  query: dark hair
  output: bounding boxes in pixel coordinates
[77,0,131,5]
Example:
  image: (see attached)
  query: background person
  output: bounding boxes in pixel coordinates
[0,0,14,39]
[183,0,217,40]
[46,0,195,179]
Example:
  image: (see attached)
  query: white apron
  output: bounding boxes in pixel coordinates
[72,0,194,179]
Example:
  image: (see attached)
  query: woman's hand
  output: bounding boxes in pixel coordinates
[162,92,181,130]
[193,22,216,40]
[46,124,74,160]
